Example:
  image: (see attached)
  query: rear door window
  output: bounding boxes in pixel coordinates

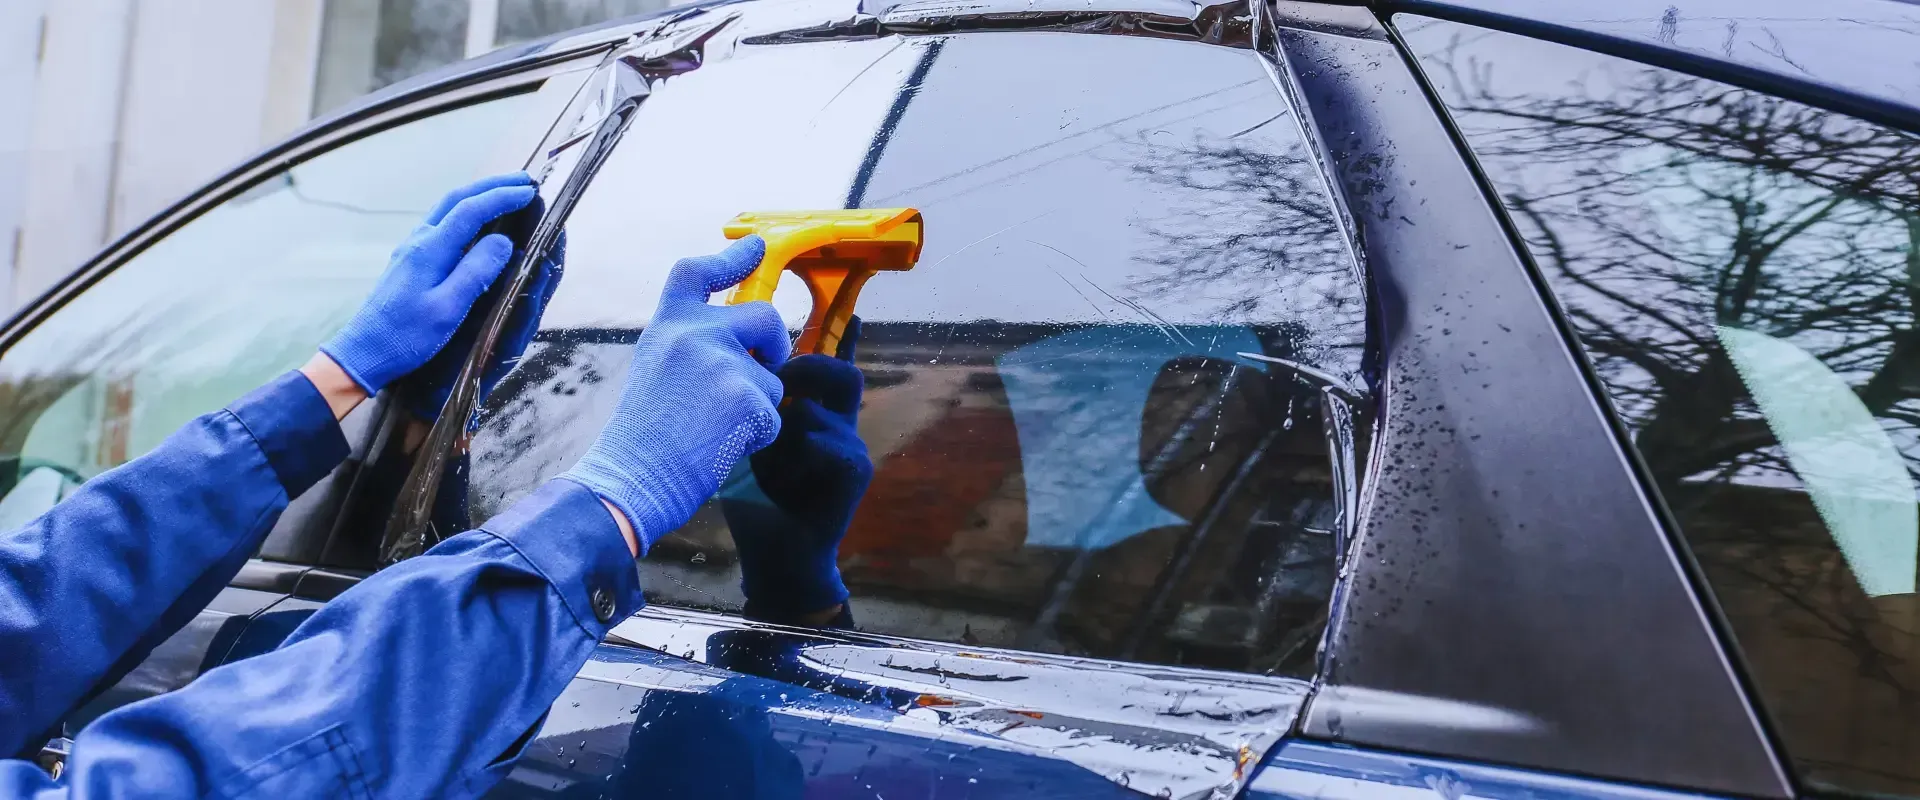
[472,31,1367,674]
[1402,17,1920,796]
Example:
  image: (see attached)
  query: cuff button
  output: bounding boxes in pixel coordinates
[591,586,617,624]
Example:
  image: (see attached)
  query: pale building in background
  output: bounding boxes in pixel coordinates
[0,0,673,312]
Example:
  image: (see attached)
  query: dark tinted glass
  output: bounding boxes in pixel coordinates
[1404,18,1920,795]
[472,31,1366,674]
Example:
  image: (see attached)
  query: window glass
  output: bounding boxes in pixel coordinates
[471,32,1366,674]
[0,95,535,522]
[1403,18,1920,796]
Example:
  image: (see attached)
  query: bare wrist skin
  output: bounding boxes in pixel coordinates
[299,353,369,421]
[600,499,640,558]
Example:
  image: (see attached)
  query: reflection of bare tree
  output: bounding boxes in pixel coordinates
[1417,29,1920,794]
[1125,134,1363,337]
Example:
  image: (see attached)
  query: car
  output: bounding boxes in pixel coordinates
[6,0,1919,796]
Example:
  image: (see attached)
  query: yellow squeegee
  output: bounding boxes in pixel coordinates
[723,208,924,357]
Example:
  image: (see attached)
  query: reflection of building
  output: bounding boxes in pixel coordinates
[0,0,674,312]
[561,322,1349,675]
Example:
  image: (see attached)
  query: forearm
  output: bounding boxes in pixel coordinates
[0,371,348,757]
[49,479,641,798]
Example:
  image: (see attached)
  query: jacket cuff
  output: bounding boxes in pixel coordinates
[225,371,350,498]
[483,479,645,639]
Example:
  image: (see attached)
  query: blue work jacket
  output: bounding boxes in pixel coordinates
[0,372,644,797]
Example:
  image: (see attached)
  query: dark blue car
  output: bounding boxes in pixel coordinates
[7,0,1920,796]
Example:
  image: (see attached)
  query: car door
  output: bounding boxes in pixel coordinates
[0,45,608,768]
[330,4,1374,798]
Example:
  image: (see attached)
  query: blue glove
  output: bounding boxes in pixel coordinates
[561,236,792,554]
[321,172,538,395]
[721,317,871,619]
[404,224,565,423]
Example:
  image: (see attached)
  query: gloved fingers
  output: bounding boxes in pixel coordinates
[728,301,793,370]
[425,184,538,260]
[778,354,862,416]
[493,236,563,372]
[437,233,515,310]
[525,230,565,316]
[423,171,533,225]
[662,236,766,304]
[833,315,861,363]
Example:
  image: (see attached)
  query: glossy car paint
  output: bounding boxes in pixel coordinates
[1245,741,1726,800]
[494,606,1309,798]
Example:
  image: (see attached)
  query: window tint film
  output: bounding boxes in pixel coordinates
[472,31,1366,674]
[0,95,535,529]
[1403,18,1920,795]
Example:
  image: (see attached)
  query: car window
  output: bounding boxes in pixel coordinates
[0,94,537,528]
[470,31,1368,675]
[1402,18,1920,797]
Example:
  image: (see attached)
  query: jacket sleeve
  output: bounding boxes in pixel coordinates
[0,371,348,758]
[7,478,645,799]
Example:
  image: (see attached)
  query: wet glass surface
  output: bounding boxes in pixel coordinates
[0,95,535,517]
[1404,17,1920,796]
[469,29,1366,675]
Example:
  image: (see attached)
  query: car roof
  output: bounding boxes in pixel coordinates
[323,0,1920,141]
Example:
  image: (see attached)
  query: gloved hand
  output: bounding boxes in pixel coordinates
[404,225,565,423]
[561,236,792,554]
[721,317,871,620]
[321,172,538,395]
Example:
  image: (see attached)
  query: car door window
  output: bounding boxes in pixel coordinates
[1402,18,1920,797]
[0,94,536,531]
[469,31,1367,675]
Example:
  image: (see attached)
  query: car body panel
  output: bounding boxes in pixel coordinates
[1268,15,1790,798]
[1246,740,1728,800]
[491,606,1310,798]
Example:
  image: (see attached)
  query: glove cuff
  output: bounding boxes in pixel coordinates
[558,466,676,556]
[319,338,389,395]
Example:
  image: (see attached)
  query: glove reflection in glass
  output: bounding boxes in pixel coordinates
[721,317,872,622]
[562,236,791,554]
[322,172,539,395]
